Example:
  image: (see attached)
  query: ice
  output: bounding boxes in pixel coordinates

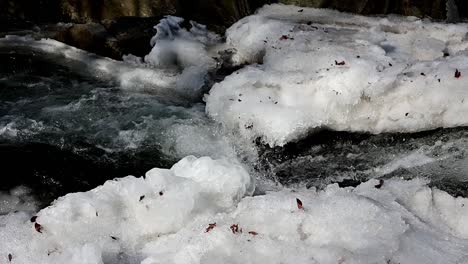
[206,4,468,146]
[2,161,468,264]
[143,16,221,97]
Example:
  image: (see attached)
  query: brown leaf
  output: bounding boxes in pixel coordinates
[296,198,304,210]
[205,223,217,233]
[455,69,462,78]
[279,35,289,40]
[30,216,37,223]
[335,60,346,66]
[230,224,241,234]
[8,253,12,262]
[139,195,145,202]
[34,223,42,233]
[375,179,384,189]
[159,191,164,196]
[248,231,258,236]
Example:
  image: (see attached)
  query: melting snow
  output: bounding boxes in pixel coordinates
[206,4,468,146]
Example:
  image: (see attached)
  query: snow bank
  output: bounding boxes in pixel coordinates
[0,156,253,264]
[2,158,468,264]
[206,4,468,146]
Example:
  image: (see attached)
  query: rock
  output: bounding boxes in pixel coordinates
[60,0,177,22]
[177,0,271,32]
[277,0,468,19]
[52,17,159,59]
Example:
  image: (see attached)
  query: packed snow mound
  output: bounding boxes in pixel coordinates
[2,160,468,263]
[0,156,253,264]
[206,4,468,146]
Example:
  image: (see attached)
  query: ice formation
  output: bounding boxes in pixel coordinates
[206,4,468,146]
[2,158,468,264]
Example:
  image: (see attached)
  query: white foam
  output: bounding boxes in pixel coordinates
[206,4,468,146]
[0,186,38,215]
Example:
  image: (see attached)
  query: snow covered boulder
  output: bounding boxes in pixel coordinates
[0,156,253,264]
[206,4,468,146]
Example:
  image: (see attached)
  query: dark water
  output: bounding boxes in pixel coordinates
[0,48,190,205]
[258,127,468,197]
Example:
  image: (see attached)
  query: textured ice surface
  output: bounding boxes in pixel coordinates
[1,159,468,264]
[206,4,468,146]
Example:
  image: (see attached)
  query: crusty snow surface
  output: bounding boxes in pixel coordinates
[206,4,468,146]
[2,156,468,264]
[2,4,468,264]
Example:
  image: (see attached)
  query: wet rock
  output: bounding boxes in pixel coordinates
[54,23,109,54]
[278,0,466,20]
[60,0,177,23]
[52,17,159,59]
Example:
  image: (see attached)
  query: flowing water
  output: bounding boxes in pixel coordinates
[2,44,468,208]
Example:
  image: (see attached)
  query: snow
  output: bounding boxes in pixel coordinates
[206,4,468,146]
[2,160,468,264]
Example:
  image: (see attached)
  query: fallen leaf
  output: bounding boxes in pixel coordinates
[248,231,258,236]
[8,254,12,262]
[34,223,42,233]
[159,191,164,196]
[279,35,289,40]
[335,60,346,66]
[298,9,304,12]
[230,224,241,234]
[139,195,145,202]
[205,223,217,233]
[296,198,304,210]
[375,179,384,189]
[111,236,119,241]
[30,216,37,223]
[455,69,462,78]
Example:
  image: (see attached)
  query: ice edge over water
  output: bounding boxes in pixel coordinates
[206,4,468,147]
[2,157,468,264]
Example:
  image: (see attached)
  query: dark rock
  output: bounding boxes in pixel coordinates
[52,17,159,59]
[278,0,467,20]
[60,0,177,23]
[54,23,109,54]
